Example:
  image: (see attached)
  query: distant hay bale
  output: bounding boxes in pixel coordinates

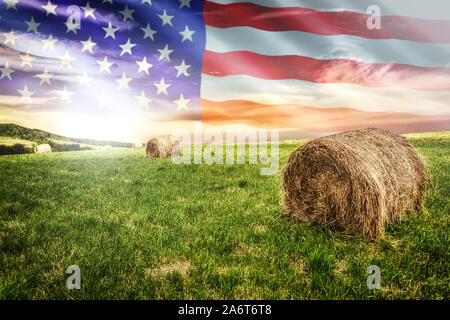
[282,127,427,239]
[132,142,143,148]
[146,135,179,158]
[35,144,51,154]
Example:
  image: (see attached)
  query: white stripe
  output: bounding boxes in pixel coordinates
[208,0,450,21]
[201,74,450,116]
[206,26,450,68]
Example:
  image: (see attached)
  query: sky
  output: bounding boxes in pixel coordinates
[0,0,449,143]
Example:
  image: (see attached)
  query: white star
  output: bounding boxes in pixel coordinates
[178,0,191,9]
[174,60,190,77]
[141,0,152,5]
[158,44,173,61]
[3,0,19,11]
[81,2,96,19]
[35,68,53,85]
[3,29,19,46]
[20,51,35,68]
[179,25,195,42]
[116,73,131,90]
[103,22,118,39]
[97,56,113,73]
[158,10,173,27]
[18,85,34,103]
[42,1,57,16]
[64,18,80,34]
[0,63,14,80]
[119,5,134,21]
[42,34,57,50]
[154,77,171,95]
[97,92,112,108]
[25,16,41,34]
[135,91,151,109]
[136,57,152,75]
[141,23,157,41]
[102,0,113,4]
[119,38,136,56]
[81,36,96,53]
[174,93,190,111]
[59,51,74,68]
[77,71,93,87]
[55,86,74,102]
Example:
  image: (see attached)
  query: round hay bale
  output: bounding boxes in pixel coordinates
[35,144,51,154]
[282,127,427,239]
[146,135,180,158]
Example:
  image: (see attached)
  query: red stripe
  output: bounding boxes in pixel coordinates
[204,1,450,43]
[202,51,450,91]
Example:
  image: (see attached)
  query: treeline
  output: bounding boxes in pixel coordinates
[0,144,34,155]
[0,124,132,148]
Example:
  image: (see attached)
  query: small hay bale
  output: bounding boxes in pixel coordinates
[146,135,179,158]
[282,127,427,239]
[35,144,51,154]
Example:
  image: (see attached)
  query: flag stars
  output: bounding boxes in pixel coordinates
[42,1,57,16]
[178,0,191,9]
[136,91,151,109]
[35,68,53,85]
[64,19,80,34]
[20,51,35,68]
[102,0,113,4]
[97,56,113,73]
[42,34,57,50]
[3,29,19,46]
[141,23,157,41]
[55,86,74,102]
[59,51,74,68]
[158,10,174,27]
[81,2,96,19]
[0,63,14,80]
[116,73,131,90]
[179,25,195,42]
[77,71,93,87]
[119,5,135,21]
[103,22,118,39]
[154,77,170,95]
[25,16,41,34]
[141,0,152,5]
[174,93,190,111]
[119,38,136,56]
[158,44,173,62]
[136,57,152,75]
[97,92,112,108]
[18,85,34,103]
[3,0,19,11]
[81,36,96,54]
[174,60,190,77]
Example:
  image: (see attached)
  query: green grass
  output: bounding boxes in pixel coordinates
[0,131,448,299]
[0,136,36,147]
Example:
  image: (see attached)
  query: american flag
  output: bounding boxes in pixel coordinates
[1,0,449,140]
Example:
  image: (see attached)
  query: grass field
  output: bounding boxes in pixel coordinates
[0,136,36,147]
[0,131,448,299]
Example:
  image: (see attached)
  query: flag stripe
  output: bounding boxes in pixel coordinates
[206,26,450,68]
[204,1,450,43]
[202,98,450,133]
[207,0,450,21]
[202,51,450,91]
[201,74,450,116]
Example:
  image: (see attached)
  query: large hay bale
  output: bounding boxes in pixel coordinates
[282,127,427,239]
[146,135,179,158]
[35,144,51,154]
